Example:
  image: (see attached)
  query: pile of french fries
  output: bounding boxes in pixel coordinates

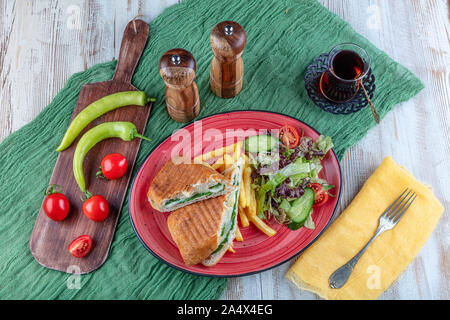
[193,141,277,252]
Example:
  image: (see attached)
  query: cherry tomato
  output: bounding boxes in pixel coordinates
[82,194,109,222]
[99,153,128,180]
[68,235,93,258]
[43,185,70,221]
[279,124,300,149]
[308,183,329,207]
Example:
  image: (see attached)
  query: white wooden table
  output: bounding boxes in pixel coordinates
[1,0,448,300]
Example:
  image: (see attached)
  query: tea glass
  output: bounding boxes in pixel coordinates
[319,43,370,103]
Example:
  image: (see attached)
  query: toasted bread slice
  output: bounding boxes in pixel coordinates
[202,157,243,266]
[167,194,229,266]
[167,157,244,267]
[147,156,236,212]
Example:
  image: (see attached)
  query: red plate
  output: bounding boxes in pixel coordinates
[129,111,341,277]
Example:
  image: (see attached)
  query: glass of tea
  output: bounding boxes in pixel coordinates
[319,43,370,103]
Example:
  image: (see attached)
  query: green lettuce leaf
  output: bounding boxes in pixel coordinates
[314,135,334,154]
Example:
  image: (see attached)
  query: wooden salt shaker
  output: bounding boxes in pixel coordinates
[210,21,247,98]
[159,48,200,122]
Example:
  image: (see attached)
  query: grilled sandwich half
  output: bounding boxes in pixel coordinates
[147,157,236,212]
[167,157,243,266]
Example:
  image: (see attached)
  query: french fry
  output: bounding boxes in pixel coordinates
[193,154,203,163]
[233,141,242,162]
[211,160,223,170]
[228,246,235,253]
[249,215,277,237]
[244,167,252,207]
[193,144,235,163]
[245,205,256,221]
[211,157,223,170]
[242,162,257,217]
[235,226,243,242]
[248,188,257,217]
[238,204,249,227]
[201,161,214,170]
[243,154,250,168]
[223,153,234,170]
[193,152,208,163]
[239,180,247,208]
[211,156,225,172]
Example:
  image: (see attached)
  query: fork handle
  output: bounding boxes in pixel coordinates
[329,229,383,289]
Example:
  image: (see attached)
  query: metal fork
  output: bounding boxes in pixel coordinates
[329,188,417,289]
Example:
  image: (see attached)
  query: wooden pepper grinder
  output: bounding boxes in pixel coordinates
[159,48,200,122]
[210,21,247,98]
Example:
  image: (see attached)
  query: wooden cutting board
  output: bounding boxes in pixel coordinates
[29,19,151,274]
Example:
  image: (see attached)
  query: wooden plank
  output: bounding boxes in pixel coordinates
[29,19,151,274]
[0,0,179,143]
[110,0,180,59]
[0,0,113,142]
[0,0,15,141]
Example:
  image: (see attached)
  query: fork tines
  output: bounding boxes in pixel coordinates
[382,188,417,223]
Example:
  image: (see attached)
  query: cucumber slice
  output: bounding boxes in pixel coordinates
[286,187,315,230]
[244,135,278,153]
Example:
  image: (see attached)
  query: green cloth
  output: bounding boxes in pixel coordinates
[0,0,423,299]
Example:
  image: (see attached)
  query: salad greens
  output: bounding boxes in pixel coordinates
[247,134,334,230]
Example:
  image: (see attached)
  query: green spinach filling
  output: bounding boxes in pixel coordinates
[164,184,225,207]
[212,188,239,254]
[208,183,225,192]
[212,165,242,254]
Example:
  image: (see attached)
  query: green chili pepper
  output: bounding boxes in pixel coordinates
[57,91,155,152]
[73,121,150,193]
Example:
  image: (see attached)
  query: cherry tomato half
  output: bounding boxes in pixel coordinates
[99,153,128,180]
[68,235,93,258]
[43,185,70,221]
[82,195,109,222]
[279,124,300,149]
[308,182,329,207]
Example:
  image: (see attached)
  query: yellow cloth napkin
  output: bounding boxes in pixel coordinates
[286,156,444,300]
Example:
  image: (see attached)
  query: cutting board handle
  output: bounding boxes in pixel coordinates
[113,19,150,83]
